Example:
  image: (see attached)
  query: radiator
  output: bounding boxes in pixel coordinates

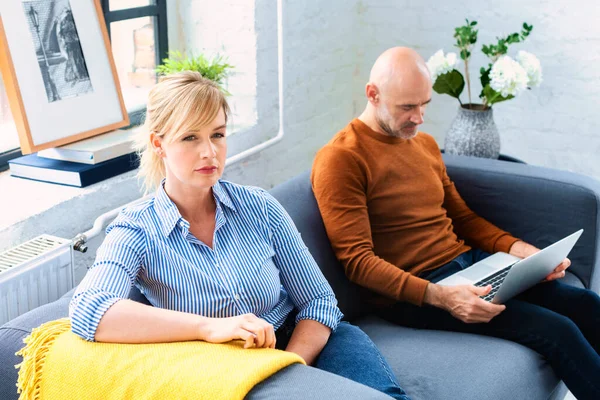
[0,235,74,326]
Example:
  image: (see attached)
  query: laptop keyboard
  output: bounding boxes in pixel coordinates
[474,264,515,302]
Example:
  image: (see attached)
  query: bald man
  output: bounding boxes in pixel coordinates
[311,47,600,399]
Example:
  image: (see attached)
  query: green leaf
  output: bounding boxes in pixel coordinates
[433,69,465,99]
[482,85,514,105]
[156,51,234,95]
[479,65,492,98]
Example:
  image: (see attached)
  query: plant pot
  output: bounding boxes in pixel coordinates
[444,104,500,159]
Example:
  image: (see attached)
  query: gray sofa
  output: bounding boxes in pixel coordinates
[2,154,599,399]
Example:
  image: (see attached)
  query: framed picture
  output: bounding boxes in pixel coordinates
[0,0,129,154]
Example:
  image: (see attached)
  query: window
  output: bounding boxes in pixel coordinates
[0,0,168,171]
[102,0,168,116]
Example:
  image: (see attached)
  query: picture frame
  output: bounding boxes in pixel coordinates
[0,0,129,154]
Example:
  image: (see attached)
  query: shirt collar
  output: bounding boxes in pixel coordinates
[153,180,236,237]
[154,181,182,237]
[212,180,237,212]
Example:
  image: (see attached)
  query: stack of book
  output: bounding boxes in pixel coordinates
[8,129,140,188]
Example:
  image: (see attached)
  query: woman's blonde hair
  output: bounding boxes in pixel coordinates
[134,71,230,192]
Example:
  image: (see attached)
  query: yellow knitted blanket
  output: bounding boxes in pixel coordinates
[16,318,304,400]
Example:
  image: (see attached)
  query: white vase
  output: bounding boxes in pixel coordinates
[444,104,500,159]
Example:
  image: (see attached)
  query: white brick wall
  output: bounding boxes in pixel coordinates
[168,0,258,130]
[168,0,360,188]
[2,0,599,282]
[354,0,600,179]
[173,0,600,187]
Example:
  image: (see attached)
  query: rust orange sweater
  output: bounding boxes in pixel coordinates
[311,119,519,306]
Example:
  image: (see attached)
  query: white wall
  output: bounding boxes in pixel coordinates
[167,0,258,130]
[168,0,361,188]
[225,0,359,187]
[353,0,600,178]
[170,0,600,187]
[2,0,599,283]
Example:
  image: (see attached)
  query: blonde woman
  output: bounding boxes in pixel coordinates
[69,72,409,399]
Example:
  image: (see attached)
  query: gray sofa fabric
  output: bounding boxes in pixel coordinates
[358,315,566,400]
[443,154,600,292]
[0,296,72,400]
[2,154,598,399]
[246,364,392,399]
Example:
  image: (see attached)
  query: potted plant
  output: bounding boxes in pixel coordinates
[156,51,234,95]
[427,20,542,159]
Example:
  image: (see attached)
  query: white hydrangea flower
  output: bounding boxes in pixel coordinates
[516,50,543,88]
[489,56,528,97]
[426,50,459,82]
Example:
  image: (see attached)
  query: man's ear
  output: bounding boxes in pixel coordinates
[150,133,164,158]
[365,83,379,105]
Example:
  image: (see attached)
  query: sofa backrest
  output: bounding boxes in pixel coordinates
[443,154,600,292]
[269,170,372,321]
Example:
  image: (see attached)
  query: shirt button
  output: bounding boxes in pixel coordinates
[234,294,240,300]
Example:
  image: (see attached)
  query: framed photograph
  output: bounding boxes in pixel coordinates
[0,0,129,154]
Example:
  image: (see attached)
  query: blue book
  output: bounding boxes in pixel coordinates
[8,152,140,188]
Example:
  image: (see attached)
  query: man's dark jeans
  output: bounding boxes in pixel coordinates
[377,249,600,400]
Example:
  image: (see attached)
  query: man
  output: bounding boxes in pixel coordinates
[311,47,600,400]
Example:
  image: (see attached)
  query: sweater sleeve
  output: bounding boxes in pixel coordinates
[311,145,429,305]
[435,151,520,254]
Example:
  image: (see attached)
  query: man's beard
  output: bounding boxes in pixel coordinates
[375,113,418,139]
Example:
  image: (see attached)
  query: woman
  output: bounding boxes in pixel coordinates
[69,71,409,399]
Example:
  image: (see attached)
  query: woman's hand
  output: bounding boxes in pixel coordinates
[199,313,276,349]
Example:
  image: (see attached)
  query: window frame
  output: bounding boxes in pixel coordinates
[100,0,169,68]
[0,0,168,171]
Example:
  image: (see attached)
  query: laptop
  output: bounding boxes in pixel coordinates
[436,229,583,304]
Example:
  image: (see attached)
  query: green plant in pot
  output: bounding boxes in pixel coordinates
[156,51,234,95]
[426,20,542,159]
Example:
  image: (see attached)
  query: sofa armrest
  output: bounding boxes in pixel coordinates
[442,154,600,292]
[0,296,71,400]
[0,286,150,400]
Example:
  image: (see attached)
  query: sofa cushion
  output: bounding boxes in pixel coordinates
[354,272,582,400]
[357,315,565,400]
[270,170,372,321]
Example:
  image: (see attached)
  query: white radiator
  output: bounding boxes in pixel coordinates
[0,235,74,326]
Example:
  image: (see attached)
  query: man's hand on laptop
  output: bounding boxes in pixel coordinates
[508,240,571,282]
[424,283,506,323]
[543,258,571,282]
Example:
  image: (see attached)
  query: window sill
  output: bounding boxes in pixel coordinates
[0,168,142,234]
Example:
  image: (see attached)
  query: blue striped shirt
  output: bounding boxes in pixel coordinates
[69,180,343,341]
